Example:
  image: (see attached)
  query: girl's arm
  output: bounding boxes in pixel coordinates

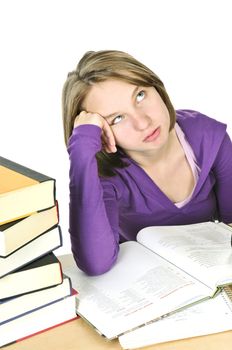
[68,123,120,275]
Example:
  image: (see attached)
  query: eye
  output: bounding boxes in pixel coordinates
[136,90,145,102]
[111,115,124,125]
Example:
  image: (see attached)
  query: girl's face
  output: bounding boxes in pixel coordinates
[83,79,171,158]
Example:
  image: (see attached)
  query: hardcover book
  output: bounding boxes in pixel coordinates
[0,252,63,300]
[0,290,78,347]
[0,156,56,225]
[0,225,62,278]
[0,205,59,257]
[0,275,72,325]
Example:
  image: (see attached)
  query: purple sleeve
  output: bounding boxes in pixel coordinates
[67,125,120,275]
[212,132,232,223]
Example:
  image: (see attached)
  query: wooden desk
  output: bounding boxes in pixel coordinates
[3,255,232,350]
[2,313,232,350]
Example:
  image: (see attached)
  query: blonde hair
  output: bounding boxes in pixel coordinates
[62,50,176,176]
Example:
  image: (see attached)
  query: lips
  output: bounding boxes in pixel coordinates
[143,127,161,142]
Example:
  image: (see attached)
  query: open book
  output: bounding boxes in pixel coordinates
[119,286,232,349]
[63,221,232,340]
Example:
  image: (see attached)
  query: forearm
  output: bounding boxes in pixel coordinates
[68,125,119,275]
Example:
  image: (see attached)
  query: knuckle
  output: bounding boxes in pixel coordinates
[91,112,102,119]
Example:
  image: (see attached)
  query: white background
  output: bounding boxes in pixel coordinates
[0,0,231,255]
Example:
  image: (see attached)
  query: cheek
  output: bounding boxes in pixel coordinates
[112,126,132,146]
[165,113,171,127]
[155,103,171,128]
[112,129,124,145]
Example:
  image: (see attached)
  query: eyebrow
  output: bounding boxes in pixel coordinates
[104,85,140,120]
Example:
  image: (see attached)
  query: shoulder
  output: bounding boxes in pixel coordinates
[176,109,227,143]
[176,109,228,167]
[176,109,227,132]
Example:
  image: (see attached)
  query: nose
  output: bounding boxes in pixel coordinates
[131,111,151,131]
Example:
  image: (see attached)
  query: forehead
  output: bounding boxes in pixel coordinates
[83,79,137,115]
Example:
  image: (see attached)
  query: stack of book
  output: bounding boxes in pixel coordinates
[0,156,77,347]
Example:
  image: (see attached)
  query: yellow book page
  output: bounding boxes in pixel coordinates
[0,213,36,225]
[0,165,38,194]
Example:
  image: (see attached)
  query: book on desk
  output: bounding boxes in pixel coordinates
[0,156,77,347]
[0,288,77,347]
[63,221,232,345]
[119,286,232,349]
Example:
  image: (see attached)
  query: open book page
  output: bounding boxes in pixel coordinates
[137,222,232,290]
[63,242,212,339]
[119,288,232,349]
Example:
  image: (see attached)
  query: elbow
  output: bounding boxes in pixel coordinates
[72,246,119,276]
[79,262,117,276]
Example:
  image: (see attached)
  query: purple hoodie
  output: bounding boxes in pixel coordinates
[68,110,232,275]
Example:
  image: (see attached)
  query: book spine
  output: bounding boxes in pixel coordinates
[224,286,232,300]
[222,286,232,313]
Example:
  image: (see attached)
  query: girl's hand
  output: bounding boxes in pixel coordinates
[74,111,117,153]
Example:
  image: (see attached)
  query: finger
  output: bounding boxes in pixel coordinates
[101,135,117,153]
[102,122,116,146]
[73,111,87,127]
[101,131,117,153]
[104,145,117,153]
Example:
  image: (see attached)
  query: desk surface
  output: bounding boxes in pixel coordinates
[2,317,232,350]
[2,255,232,350]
